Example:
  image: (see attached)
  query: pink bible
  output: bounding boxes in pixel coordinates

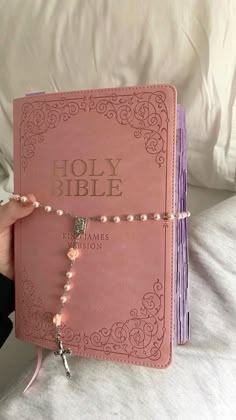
[13,85,189,388]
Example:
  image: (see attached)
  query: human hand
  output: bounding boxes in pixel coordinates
[0,194,36,280]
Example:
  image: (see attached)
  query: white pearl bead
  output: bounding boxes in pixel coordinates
[127,215,134,222]
[187,211,191,217]
[167,213,175,220]
[153,213,160,220]
[175,212,182,219]
[113,216,120,223]
[56,210,63,216]
[140,214,148,221]
[60,296,67,303]
[66,271,72,278]
[64,284,71,291]
[100,216,107,223]
[20,196,28,203]
[182,212,187,218]
[33,201,40,208]
[45,206,52,212]
[10,194,19,201]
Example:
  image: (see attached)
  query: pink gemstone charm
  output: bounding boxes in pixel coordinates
[140,214,148,221]
[127,215,134,222]
[67,248,79,260]
[113,216,120,223]
[100,216,107,223]
[53,313,62,326]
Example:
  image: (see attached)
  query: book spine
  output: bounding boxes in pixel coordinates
[175,105,190,344]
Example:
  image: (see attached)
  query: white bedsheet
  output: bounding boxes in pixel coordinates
[0,0,236,195]
[0,194,235,419]
[0,1,236,418]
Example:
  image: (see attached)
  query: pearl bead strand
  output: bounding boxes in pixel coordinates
[10,193,191,222]
[10,192,191,380]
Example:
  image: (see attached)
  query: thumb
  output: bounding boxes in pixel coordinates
[0,193,36,232]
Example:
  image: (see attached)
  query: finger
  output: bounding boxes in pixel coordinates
[0,193,36,231]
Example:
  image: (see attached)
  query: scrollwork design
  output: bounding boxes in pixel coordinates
[20,90,169,169]
[88,91,168,166]
[82,279,165,361]
[20,268,165,360]
[20,267,81,347]
[20,99,84,169]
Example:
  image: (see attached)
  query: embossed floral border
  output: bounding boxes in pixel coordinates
[20,90,169,170]
[20,267,165,361]
[17,88,174,363]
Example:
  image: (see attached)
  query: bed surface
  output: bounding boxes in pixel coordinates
[0,1,235,418]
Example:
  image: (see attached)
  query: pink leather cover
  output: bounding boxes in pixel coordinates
[13,84,176,369]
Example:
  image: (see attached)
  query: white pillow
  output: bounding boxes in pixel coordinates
[0,0,236,196]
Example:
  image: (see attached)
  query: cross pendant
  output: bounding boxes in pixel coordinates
[74,217,87,236]
[54,334,72,379]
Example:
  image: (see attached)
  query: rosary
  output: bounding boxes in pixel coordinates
[10,193,190,379]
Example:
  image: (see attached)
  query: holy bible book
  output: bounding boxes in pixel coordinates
[13,85,189,377]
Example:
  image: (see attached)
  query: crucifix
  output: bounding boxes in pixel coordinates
[54,333,72,379]
[54,217,87,379]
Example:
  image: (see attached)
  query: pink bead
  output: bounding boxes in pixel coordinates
[127,215,134,222]
[113,216,120,223]
[60,296,67,303]
[140,214,147,221]
[53,313,62,326]
[153,213,160,220]
[100,216,107,223]
[67,248,79,260]
[64,284,70,291]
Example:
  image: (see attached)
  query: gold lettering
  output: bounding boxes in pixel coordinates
[107,179,122,196]
[71,159,87,177]
[65,179,72,196]
[75,179,88,196]
[90,159,104,176]
[53,160,68,177]
[52,179,63,196]
[105,159,122,176]
[91,179,105,196]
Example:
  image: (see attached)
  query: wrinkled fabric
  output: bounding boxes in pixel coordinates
[0,0,236,201]
[0,195,235,420]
